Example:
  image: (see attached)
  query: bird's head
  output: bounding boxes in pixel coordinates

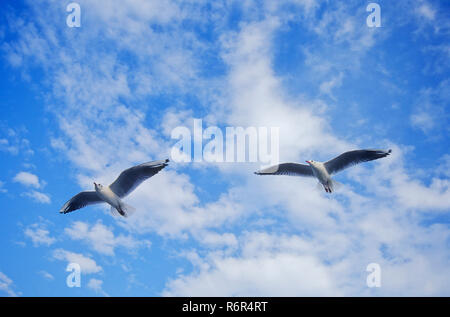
[93,182,103,191]
[305,160,315,166]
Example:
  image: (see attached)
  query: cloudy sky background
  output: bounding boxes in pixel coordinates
[0,0,449,296]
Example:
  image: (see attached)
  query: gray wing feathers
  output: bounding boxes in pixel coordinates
[324,149,391,174]
[255,163,314,177]
[59,191,103,214]
[109,159,169,198]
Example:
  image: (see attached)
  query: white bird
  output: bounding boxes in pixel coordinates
[60,159,169,217]
[255,149,391,193]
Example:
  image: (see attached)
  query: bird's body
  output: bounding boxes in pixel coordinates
[255,149,391,193]
[60,159,169,216]
[94,184,125,216]
[307,161,333,193]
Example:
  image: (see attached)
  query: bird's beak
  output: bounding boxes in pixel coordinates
[305,160,310,164]
[93,182,97,186]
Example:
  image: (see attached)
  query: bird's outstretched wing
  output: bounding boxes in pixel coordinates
[324,149,391,175]
[255,163,314,177]
[59,191,103,214]
[109,159,169,198]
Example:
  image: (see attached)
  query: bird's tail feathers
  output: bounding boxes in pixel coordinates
[120,202,136,217]
[330,179,343,192]
[110,206,122,217]
[111,203,136,217]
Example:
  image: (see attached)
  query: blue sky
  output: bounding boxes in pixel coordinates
[0,0,449,296]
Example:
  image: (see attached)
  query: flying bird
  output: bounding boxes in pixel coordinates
[60,159,169,217]
[255,149,391,193]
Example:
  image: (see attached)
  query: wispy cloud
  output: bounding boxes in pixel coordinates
[0,180,7,193]
[0,272,19,297]
[0,126,34,156]
[65,221,150,256]
[416,2,436,21]
[164,232,339,296]
[410,79,449,136]
[13,171,51,203]
[319,72,344,100]
[39,271,54,280]
[52,249,102,275]
[23,190,51,204]
[87,278,109,297]
[13,171,40,188]
[24,222,56,246]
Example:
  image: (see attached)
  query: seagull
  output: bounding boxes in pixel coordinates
[255,149,391,193]
[60,159,169,217]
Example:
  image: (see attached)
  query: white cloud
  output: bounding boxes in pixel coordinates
[164,232,340,296]
[416,3,436,21]
[394,177,450,211]
[410,79,449,135]
[436,154,450,178]
[165,190,450,296]
[0,127,34,156]
[0,272,19,297]
[348,145,450,212]
[24,222,56,246]
[410,1,449,43]
[319,72,344,100]
[164,253,338,296]
[87,278,109,297]
[23,190,51,204]
[0,180,6,193]
[39,271,54,280]
[193,231,238,249]
[410,111,434,132]
[161,109,193,137]
[52,249,102,275]
[65,221,150,256]
[13,171,40,188]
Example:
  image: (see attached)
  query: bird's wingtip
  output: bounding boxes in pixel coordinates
[59,204,67,214]
[388,149,392,154]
